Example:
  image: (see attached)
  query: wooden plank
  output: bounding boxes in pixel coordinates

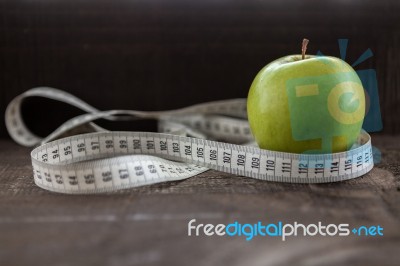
[1,0,400,137]
[0,135,399,265]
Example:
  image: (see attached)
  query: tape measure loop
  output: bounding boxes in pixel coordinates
[7,87,374,194]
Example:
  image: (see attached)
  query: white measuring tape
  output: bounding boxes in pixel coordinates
[5,87,374,194]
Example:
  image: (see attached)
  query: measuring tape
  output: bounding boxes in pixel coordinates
[5,87,374,194]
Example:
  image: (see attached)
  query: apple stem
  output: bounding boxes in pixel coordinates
[302,38,309,60]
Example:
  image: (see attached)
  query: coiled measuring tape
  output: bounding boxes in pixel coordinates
[5,87,374,194]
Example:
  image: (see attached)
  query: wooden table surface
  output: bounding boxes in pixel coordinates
[0,135,399,266]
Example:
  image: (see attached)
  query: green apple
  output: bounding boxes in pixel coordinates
[247,42,365,154]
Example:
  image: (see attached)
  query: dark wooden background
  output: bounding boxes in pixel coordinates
[0,135,399,266]
[1,2,400,265]
[1,0,400,138]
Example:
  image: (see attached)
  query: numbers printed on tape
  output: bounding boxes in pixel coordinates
[5,87,374,194]
[28,131,373,194]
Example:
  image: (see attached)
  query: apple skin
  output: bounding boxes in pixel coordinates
[247,55,365,154]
